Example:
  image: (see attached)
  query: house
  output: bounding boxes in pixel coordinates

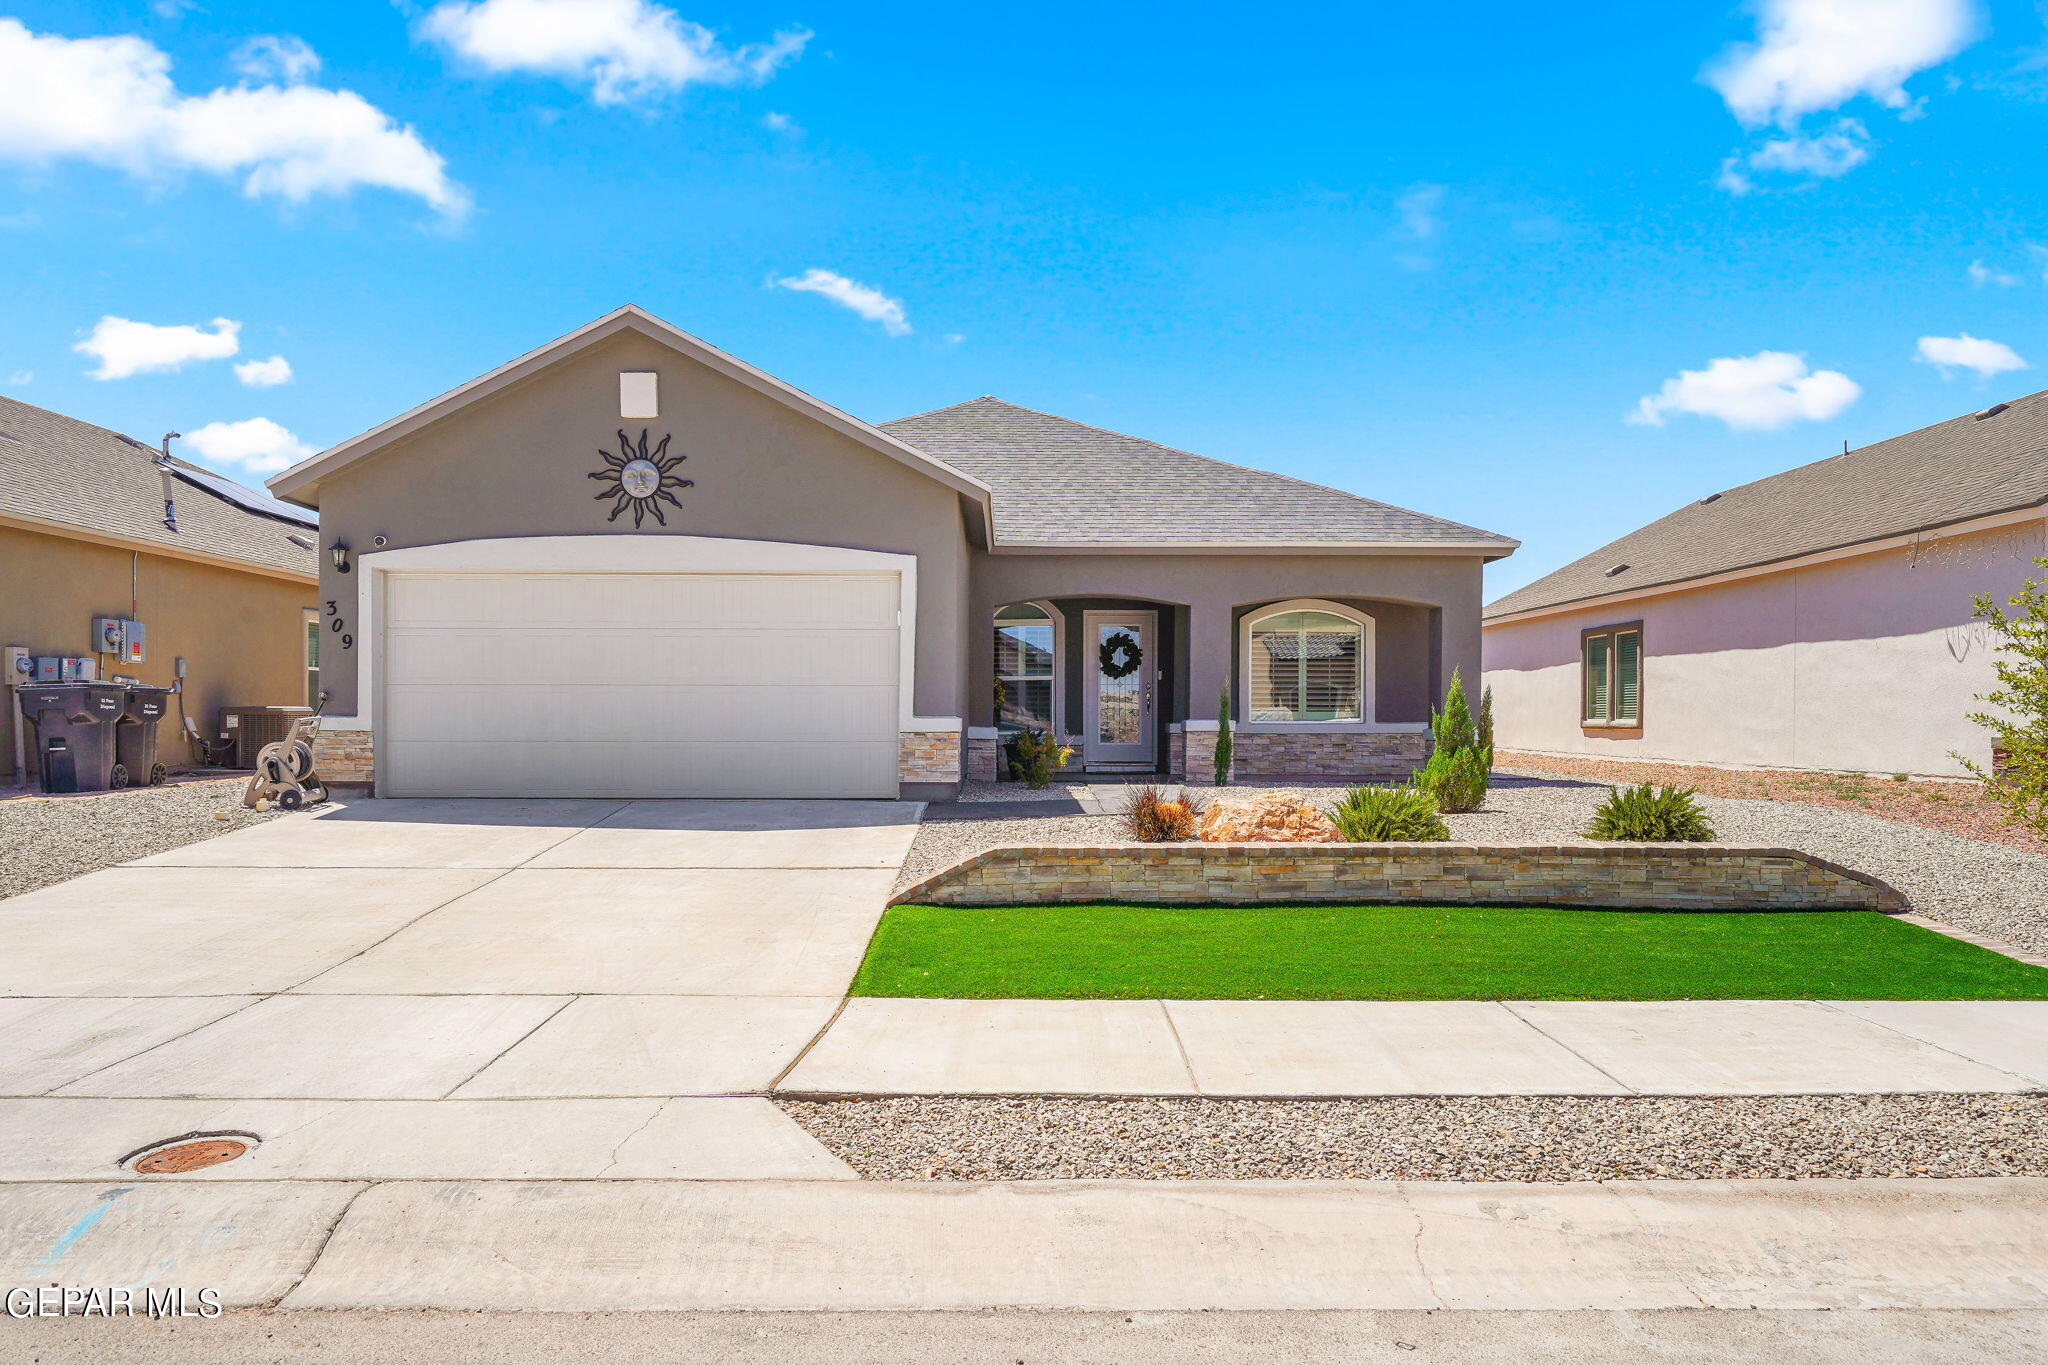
[1482,389,2048,778]
[267,305,1517,799]
[0,395,320,785]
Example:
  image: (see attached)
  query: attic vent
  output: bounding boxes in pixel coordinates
[286,532,315,550]
[1976,403,2011,420]
[1698,492,1722,505]
[1604,563,1631,578]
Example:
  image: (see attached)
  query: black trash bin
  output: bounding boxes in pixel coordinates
[17,682,125,793]
[114,684,174,788]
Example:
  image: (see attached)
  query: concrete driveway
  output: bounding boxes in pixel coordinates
[0,797,921,1190]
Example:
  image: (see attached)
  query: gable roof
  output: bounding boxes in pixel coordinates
[0,395,317,581]
[265,305,991,509]
[882,397,1517,552]
[1486,387,2048,622]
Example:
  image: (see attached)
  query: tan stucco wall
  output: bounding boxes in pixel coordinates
[1481,520,2046,777]
[307,331,971,719]
[0,524,316,778]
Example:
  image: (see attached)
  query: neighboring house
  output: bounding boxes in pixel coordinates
[1483,390,2048,778]
[0,395,320,784]
[268,305,1516,799]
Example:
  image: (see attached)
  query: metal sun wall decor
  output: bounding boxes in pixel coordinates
[590,427,693,527]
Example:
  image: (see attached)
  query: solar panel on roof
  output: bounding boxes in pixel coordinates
[172,464,318,527]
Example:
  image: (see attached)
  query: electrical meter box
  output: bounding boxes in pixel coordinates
[32,656,97,682]
[91,618,146,664]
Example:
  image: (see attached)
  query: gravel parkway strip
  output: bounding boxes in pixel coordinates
[780,1094,2048,1182]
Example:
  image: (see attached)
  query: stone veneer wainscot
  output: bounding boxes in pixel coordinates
[894,843,1908,913]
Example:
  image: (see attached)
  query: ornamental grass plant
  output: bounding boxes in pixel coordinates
[1327,784,1451,841]
[1584,783,1717,842]
[1119,785,1206,841]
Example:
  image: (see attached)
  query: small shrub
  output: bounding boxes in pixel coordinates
[1413,668,1490,814]
[1214,685,1234,787]
[1328,785,1450,842]
[1959,558,2048,834]
[1412,744,1489,815]
[1584,783,1717,842]
[1120,785,1206,841]
[1007,729,1075,789]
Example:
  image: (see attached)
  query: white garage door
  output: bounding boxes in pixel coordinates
[380,571,900,797]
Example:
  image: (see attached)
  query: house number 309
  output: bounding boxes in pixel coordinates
[324,600,354,651]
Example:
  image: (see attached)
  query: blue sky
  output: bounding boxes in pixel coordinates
[3,0,2045,597]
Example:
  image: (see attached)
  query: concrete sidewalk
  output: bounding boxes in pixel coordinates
[780,997,2048,1097]
[7,1176,2047,1312]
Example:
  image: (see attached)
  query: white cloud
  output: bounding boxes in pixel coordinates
[1396,183,1445,240]
[0,18,465,217]
[1707,0,1979,128]
[6,370,29,385]
[772,268,911,336]
[1968,259,2018,287]
[1746,121,1871,176]
[182,417,316,473]
[762,110,800,134]
[1718,119,1872,193]
[75,315,240,380]
[419,0,810,105]
[1916,333,2028,378]
[232,35,321,85]
[234,354,293,386]
[1628,351,1861,430]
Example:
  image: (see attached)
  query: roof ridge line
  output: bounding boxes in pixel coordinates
[881,395,1001,425]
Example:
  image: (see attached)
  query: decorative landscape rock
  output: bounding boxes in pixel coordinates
[1197,794,1343,844]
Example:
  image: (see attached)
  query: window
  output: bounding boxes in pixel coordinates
[994,602,1057,733]
[1582,623,1642,726]
[1244,604,1368,722]
[303,608,321,710]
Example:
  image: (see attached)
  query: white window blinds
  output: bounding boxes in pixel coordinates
[1248,610,1362,722]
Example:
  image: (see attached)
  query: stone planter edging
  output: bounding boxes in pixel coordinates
[891,842,1909,913]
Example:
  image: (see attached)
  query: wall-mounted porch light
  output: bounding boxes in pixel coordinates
[331,541,351,574]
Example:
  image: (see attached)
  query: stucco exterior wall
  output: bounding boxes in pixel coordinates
[306,331,971,720]
[0,524,315,779]
[1482,520,2045,777]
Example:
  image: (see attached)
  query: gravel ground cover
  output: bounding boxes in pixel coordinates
[781,1094,2048,1181]
[0,778,281,900]
[897,772,2048,958]
[1497,749,2047,856]
[896,812,1121,892]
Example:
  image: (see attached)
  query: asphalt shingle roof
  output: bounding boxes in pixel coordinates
[1486,388,2048,620]
[0,395,318,577]
[881,397,1515,550]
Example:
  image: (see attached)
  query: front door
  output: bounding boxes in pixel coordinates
[1083,610,1157,770]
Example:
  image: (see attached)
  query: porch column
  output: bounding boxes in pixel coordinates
[1179,597,1234,783]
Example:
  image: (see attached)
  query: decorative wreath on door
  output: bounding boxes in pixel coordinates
[1098,630,1144,680]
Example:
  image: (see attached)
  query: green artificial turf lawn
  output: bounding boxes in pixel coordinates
[850,903,2048,1001]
